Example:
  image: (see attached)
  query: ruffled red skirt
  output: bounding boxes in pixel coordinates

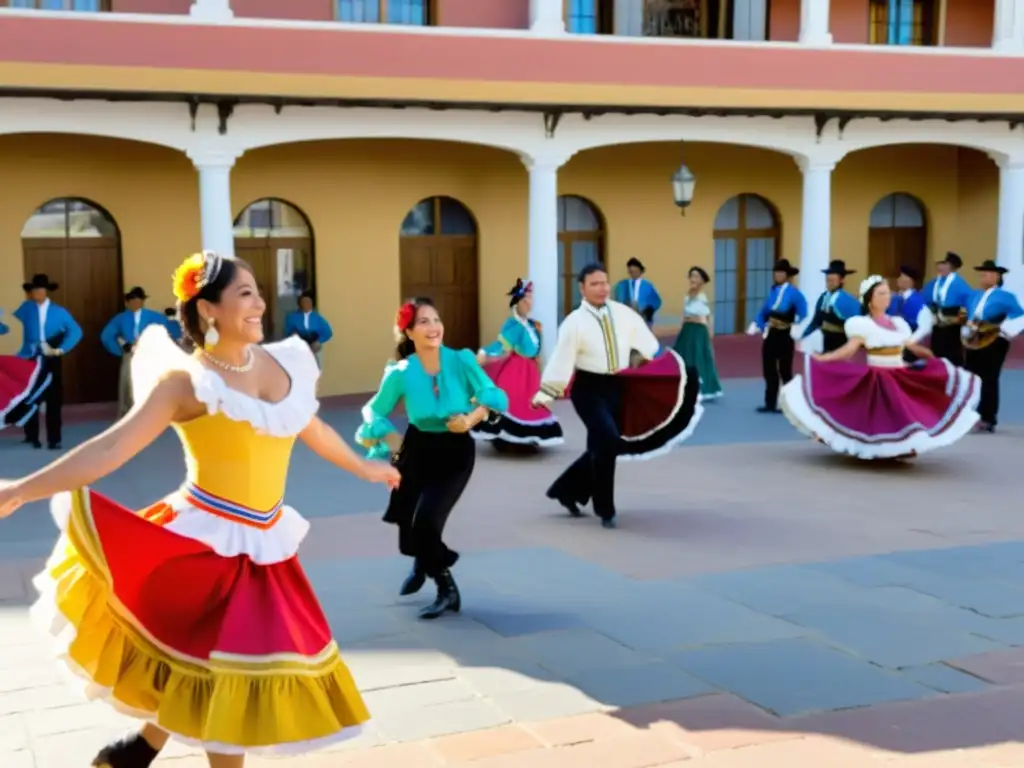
[0,355,51,428]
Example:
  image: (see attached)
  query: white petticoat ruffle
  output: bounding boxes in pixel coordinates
[49,490,311,565]
[131,326,321,438]
[779,361,981,460]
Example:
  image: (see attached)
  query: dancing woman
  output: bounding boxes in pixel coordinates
[780,275,980,460]
[671,266,723,401]
[356,298,508,619]
[0,251,400,768]
[0,309,52,429]
[473,278,564,449]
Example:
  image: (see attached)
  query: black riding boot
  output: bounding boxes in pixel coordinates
[418,569,461,620]
[92,733,160,767]
[399,561,427,596]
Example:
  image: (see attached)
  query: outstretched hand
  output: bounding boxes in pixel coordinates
[0,481,25,519]
[362,461,401,489]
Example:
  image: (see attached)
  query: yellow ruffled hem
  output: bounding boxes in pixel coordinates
[34,538,371,755]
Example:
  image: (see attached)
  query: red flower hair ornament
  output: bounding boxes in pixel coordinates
[396,302,417,331]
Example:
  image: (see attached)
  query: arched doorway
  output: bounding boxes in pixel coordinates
[868,193,927,285]
[21,198,122,405]
[233,199,315,341]
[399,196,479,350]
[712,194,780,334]
[557,195,605,320]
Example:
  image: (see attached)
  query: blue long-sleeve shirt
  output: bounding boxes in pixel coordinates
[283,310,333,345]
[888,289,928,332]
[922,273,973,313]
[14,300,82,358]
[965,287,1024,337]
[754,283,808,331]
[100,308,177,356]
[802,290,861,338]
[480,315,542,360]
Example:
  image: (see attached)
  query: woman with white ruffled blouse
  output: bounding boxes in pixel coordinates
[780,275,982,460]
[0,252,399,768]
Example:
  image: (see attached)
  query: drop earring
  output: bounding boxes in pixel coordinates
[204,318,220,349]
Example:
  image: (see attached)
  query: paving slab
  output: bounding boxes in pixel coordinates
[668,638,933,716]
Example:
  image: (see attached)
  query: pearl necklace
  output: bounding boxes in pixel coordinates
[201,347,255,374]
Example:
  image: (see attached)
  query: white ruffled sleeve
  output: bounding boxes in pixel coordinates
[131,325,208,406]
[842,315,872,342]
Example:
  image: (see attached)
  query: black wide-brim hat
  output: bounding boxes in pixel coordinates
[626,257,645,272]
[124,286,149,301]
[897,264,920,281]
[938,251,963,269]
[23,273,58,292]
[974,259,1009,275]
[823,260,856,276]
[772,259,799,276]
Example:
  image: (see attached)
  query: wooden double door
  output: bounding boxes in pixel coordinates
[868,227,927,288]
[399,235,479,351]
[22,237,122,405]
[234,237,313,341]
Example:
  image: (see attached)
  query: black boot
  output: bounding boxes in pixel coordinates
[92,733,160,767]
[418,569,461,620]
[399,562,427,596]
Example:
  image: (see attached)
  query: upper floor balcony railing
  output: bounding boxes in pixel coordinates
[1,0,1022,54]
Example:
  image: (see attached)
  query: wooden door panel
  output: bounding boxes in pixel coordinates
[24,237,121,405]
[868,228,897,285]
[399,236,479,352]
[234,240,276,339]
[893,228,927,282]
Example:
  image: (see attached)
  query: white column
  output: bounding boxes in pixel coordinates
[799,0,832,45]
[188,148,240,259]
[995,156,1024,295]
[993,0,1024,53]
[522,152,569,360]
[530,0,566,35]
[796,157,835,301]
[189,0,233,22]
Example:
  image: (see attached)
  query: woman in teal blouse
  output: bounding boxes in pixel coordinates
[356,297,508,620]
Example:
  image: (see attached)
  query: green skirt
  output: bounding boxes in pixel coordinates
[672,322,723,400]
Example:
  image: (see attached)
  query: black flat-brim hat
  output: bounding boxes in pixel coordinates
[22,273,58,292]
[898,264,920,281]
[125,286,149,301]
[973,259,1008,275]
[772,259,799,276]
[823,260,856,276]
[938,251,963,269]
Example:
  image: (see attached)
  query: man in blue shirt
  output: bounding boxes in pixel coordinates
[613,258,662,326]
[747,259,808,413]
[283,290,333,368]
[15,273,83,450]
[802,260,861,354]
[888,265,930,363]
[100,286,178,417]
[962,260,1024,432]
[920,252,973,365]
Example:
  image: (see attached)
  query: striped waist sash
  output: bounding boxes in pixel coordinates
[182,483,284,530]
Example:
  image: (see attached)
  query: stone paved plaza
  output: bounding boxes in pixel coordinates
[2,375,1024,767]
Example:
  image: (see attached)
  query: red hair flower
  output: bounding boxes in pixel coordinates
[396,301,417,331]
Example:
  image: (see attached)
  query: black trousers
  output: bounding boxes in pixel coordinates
[548,371,621,521]
[822,331,846,354]
[762,328,794,409]
[24,356,63,446]
[965,338,1009,426]
[931,325,964,366]
[384,426,474,578]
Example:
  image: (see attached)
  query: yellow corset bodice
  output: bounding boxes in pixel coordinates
[174,412,295,512]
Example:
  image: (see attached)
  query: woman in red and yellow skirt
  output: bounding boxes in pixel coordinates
[0,252,399,768]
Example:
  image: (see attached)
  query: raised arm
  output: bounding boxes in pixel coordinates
[59,311,83,354]
[814,336,865,362]
[534,316,580,405]
[99,316,124,357]
[354,362,406,459]
[630,310,661,360]
[300,416,399,487]
[0,373,192,517]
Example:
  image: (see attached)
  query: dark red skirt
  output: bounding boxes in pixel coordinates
[1,356,51,428]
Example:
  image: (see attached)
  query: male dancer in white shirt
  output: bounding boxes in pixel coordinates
[532,264,660,529]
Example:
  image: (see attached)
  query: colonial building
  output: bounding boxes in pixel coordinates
[1,0,1023,401]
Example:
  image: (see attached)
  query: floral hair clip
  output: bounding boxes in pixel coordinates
[172,251,223,304]
[396,301,417,331]
[858,274,885,300]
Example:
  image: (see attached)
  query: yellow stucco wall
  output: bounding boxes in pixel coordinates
[0,135,1003,399]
